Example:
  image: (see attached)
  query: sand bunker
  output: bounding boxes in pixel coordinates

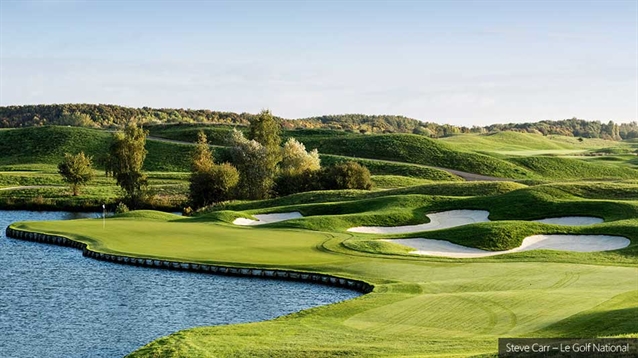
[347,210,491,234]
[233,212,303,226]
[348,210,604,234]
[388,235,630,258]
[532,216,603,226]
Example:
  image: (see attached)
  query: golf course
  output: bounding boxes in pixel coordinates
[4,1,638,356]
[4,120,637,356]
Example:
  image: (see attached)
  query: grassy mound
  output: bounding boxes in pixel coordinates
[0,126,111,166]
[208,181,526,213]
[147,124,244,146]
[541,182,638,200]
[371,175,433,189]
[321,154,462,181]
[298,133,533,178]
[509,156,638,180]
[113,210,183,221]
[441,131,615,152]
[0,126,193,171]
[146,125,353,147]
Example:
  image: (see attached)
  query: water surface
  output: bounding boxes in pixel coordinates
[0,211,359,358]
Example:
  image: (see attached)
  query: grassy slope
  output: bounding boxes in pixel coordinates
[0,165,188,211]
[0,126,462,182]
[509,156,638,180]
[440,132,638,179]
[0,126,193,171]
[147,124,246,145]
[0,126,194,210]
[297,133,533,178]
[13,184,638,357]
[147,125,638,180]
[146,125,529,178]
[17,125,626,181]
[371,175,434,189]
[440,132,618,152]
[321,154,462,181]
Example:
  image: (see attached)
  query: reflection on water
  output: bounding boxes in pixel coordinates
[0,211,359,358]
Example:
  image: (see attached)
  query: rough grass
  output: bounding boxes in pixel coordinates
[7,126,635,181]
[0,126,193,171]
[321,154,462,181]
[146,124,352,147]
[509,156,638,180]
[0,167,189,211]
[298,133,534,178]
[371,175,433,189]
[206,181,526,213]
[540,182,638,200]
[441,132,618,152]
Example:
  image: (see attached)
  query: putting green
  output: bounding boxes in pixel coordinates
[13,211,638,358]
[13,218,347,267]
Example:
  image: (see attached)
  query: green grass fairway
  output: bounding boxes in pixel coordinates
[13,185,638,357]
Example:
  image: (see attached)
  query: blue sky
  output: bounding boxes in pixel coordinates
[1,0,636,125]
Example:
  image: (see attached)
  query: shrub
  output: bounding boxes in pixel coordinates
[280,138,320,176]
[115,202,129,214]
[189,163,240,208]
[275,169,322,196]
[321,162,372,190]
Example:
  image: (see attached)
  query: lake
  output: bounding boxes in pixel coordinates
[0,211,360,358]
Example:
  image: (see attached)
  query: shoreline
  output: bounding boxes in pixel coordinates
[0,202,183,213]
[4,225,374,294]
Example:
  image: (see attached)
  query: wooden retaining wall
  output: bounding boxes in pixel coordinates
[5,226,374,294]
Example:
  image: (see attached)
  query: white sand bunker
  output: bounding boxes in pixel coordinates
[348,210,604,234]
[233,212,303,226]
[533,217,603,226]
[347,210,491,234]
[388,235,630,258]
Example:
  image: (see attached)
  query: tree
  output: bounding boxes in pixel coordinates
[321,162,372,190]
[280,138,320,176]
[249,109,281,154]
[109,123,148,208]
[275,138,322,196]
[192,130,214,172]
[229,109,283,199]
[58,152,94,196]
[189,163,239,208]
[248,109,281,172]
[59,111,94,127]
[188,131,239,208]
[228,129,273,199]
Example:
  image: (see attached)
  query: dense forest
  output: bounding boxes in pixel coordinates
[1,104,637,140]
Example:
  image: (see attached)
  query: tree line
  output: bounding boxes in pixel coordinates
[58,110,373,211]
[3,104,637,140]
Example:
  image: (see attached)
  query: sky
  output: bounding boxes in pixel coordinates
[1,0,636,126]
